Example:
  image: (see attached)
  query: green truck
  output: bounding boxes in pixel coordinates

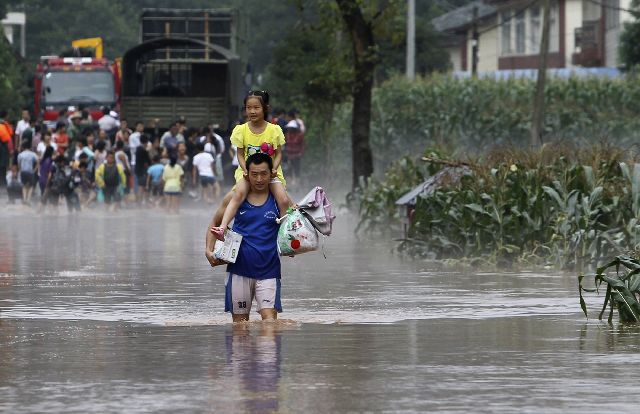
[120,8,248,130]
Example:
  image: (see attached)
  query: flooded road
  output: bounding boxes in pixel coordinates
[0,208,638,413]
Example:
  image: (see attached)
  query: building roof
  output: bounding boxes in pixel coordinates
[396,165,472,206]
[431,1,497,33]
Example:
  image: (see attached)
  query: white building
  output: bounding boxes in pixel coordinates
[2,11,26,57]
[432,0,635,73]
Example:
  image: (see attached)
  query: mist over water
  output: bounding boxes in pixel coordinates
[1,206,638,412]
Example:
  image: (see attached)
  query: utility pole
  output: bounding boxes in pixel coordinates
[406,0,415,80]
[471,5,479,77]
[531,0,550,148]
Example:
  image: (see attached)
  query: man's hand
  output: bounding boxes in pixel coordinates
[271,169,277,178]
[205,250,224,267]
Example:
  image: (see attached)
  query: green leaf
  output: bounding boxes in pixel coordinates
[542,186,564,207]
[464,203,486,214]
[599,283,612,320]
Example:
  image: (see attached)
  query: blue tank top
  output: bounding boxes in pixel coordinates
[227,193,281,279]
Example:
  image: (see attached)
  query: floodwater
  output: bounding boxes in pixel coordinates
[0,207,639,413]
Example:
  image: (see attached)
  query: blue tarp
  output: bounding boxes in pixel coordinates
[452,67,623,80]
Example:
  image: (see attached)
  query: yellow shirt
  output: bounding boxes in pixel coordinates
[162,164,184,193]
[230,122,286,187]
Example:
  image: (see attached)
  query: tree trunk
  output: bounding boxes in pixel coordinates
[531,0,551,148]
[336,0,376,191]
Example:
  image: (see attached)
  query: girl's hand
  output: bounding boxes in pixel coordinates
[271,169,277,178]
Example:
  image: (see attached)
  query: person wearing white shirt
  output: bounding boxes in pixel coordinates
[212,130,225,181]
[192,142,216,203]
[36,132,57,159]
[98,108,120,135]
[15,110,30,140]
[129,121,144,168]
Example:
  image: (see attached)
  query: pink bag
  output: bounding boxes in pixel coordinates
[297,186,335,236]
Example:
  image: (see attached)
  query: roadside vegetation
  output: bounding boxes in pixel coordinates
[351,74,640,270]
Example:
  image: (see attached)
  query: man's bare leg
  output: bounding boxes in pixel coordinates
[259,308,277,320]
[232,313,249,322]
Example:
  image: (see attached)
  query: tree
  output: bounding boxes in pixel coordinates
[336,0,400,191]
[264,6,353,179]
[620,1,640,69]
[375,1,452,80]
[0,5,27,117]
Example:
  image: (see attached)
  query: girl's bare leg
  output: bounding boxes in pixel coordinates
[211,180,249,241]
[213,190,233,228]
[270,182,291,218]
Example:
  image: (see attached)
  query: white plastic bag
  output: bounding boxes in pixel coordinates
[277,209,318,256]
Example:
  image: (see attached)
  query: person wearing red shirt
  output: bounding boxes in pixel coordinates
[52,122,69,157]
[0,110,14,187]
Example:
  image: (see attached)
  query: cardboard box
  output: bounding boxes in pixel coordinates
[213,229,243,263]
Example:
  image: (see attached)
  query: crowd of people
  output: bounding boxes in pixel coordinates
[0,105,306,214]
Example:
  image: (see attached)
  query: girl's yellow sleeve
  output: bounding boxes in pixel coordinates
[230,124,244,148]
[273,124,285,148]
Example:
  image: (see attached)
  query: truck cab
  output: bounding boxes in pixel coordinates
[35,56,120,129]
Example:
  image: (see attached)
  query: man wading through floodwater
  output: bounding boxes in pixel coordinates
[205,152,289,322]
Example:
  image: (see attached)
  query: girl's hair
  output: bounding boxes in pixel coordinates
[243,90,270,121]
[96,140,106,151]
[169,155,177,167]
[208,133,222,154]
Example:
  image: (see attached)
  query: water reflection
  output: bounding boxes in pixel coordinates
[225,323,282,413]
[578,322,640,353]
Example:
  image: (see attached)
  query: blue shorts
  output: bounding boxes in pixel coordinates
[224,273,282,314]
[200,176,215,187]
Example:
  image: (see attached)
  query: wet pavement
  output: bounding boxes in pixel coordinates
[0,208,638,413]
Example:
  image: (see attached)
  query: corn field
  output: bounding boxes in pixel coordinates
[356,143,640,270]
[303,74,640,184]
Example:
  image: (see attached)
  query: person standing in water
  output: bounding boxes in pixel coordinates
[205,152,286,322]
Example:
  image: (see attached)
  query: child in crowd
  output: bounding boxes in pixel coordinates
[6,164,22,204]
[162,155,184,214]
[45,155,71,212]
[134,135,151,204]
[77,160,96,208]
[17,141,38,204]
[146,154,165,206]
[95,151,126,212]
[211,90,292,240]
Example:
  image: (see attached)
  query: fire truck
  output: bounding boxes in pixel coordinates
[34,38,121,129]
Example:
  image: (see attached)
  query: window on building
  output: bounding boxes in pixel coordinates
[606,0,620,29]
[515,11,526,54]
[500,1,559,56]
[530,6,540,53]
[501,11,512,55]
[549,2,559,53]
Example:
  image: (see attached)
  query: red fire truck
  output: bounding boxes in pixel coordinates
[34,46,120,129]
